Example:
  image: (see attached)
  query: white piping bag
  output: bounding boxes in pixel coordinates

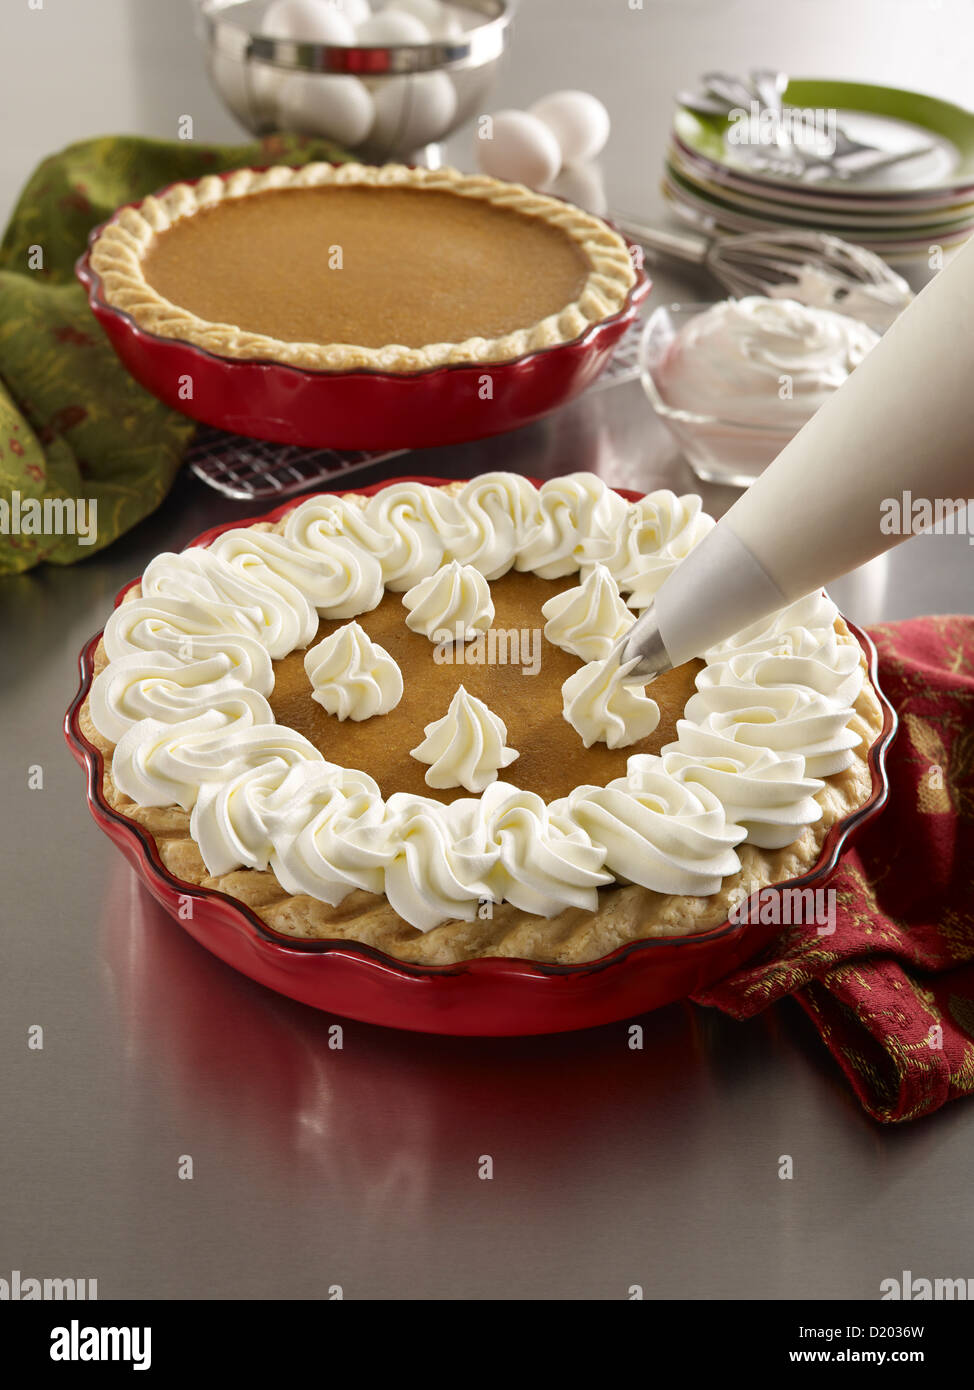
[621,236,974,678]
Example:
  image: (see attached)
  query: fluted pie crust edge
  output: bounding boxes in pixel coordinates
[78,499,885,968]
[87,163,638,375]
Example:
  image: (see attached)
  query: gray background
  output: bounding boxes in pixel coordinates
[1,0,972,1300]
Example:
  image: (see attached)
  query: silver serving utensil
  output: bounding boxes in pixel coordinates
[681,70,935,182]
[702,71,759,111]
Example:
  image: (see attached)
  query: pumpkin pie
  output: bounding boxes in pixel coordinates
[87,163,638,373]
[77,474,885,966]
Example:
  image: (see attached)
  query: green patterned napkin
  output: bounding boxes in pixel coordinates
[0,132,351,576]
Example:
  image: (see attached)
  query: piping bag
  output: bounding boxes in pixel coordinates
[620,236,974,680]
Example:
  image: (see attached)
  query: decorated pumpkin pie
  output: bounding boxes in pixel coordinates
[77,473,885,965]
[87,163,638,373]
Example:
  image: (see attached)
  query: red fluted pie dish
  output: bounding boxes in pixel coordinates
[64,478,896,1036]
[75,167,650,451]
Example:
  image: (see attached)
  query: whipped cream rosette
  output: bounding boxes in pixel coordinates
[411,686,519,793]
[304,622,403,721]
[542,563,634,661]
[402,560,495,642]
[562,653,661,750]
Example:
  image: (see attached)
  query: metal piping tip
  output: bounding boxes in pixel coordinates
[613,601,675,683]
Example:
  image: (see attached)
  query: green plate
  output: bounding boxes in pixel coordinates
[661,176,974,262]
[674,79,974,196]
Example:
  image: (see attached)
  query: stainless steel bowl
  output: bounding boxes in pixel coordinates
[198,0,513,161]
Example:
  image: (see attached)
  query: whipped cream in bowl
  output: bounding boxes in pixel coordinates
[641,296,879,487]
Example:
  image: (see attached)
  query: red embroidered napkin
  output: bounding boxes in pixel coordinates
[692,615,974,1124]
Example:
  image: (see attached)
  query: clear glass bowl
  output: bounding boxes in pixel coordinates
[640,302,805,488]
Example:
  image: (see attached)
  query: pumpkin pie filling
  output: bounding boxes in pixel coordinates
[139,185,592,350]
[268,568,702,804]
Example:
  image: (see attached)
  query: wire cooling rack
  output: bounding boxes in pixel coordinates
[186,313,646,502]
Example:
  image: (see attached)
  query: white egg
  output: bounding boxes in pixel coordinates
[261,0,357,44]
[382,0,443,28]
[549,161,608,216]
[356,10,429,42]
[382,0,461,39]
[432,11,463,41]
[371,72,457,151]
[530,90,610,165]
[277,72,376,145]
[333,0,371,24]
[476,109,562,188]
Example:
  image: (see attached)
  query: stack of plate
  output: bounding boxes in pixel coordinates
[665,79,974,261]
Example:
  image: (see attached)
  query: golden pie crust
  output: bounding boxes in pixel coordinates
[88,163,638,374]
[78,489,886,967]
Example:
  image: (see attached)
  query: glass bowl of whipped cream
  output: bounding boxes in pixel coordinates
[640,296,880,488]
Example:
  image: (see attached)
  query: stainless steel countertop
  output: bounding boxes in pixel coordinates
[2,0,973,1302]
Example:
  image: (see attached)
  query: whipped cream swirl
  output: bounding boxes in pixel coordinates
[364,794,498,931]
[591,491,715,611]
[304,622,403,722]
[516,472,629,578]
[562,654,660,750]
[402,561,495,642]
[194,759,381,885]
[271,765,390,902]
[446,472,542,579]
[112,708,321,812]
[703,591,864,709]
[459,783,613,916]
[542,563,633,661]
[364,481,467,591]
[90,650,258,743]
[658,733,824,850]
[283,494,394,571]
[103,592,275,693]
[556,759,744,897]
[139,546,317,659]
[213,521,384,620]
[411,686,519,792]
[657,295,879,428]
[683,678,861,779]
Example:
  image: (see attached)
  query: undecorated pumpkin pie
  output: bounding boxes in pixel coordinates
[87,163,638,373]
[78,473,885,966]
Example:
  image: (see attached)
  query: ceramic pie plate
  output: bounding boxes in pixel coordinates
[64,475,897,1036]
[75,168,650,452]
